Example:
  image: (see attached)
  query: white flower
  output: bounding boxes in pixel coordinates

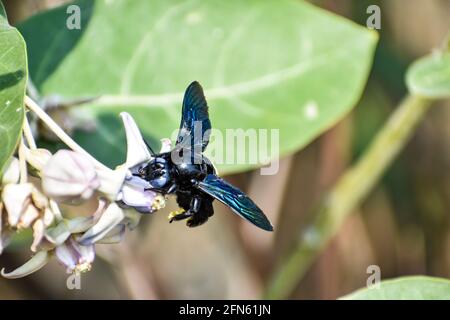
[1,182,55,254]
[1,236,95,278]
[120,112,152,169]
[2,203,103,278]
[41,150,101,203]
[0,154,55,256]
[0,111,166,276]
[40,112,163,211]
[78,112,166,245]
[55,237,95,273]
[0,203,12,255]
[78,202,124,245]
[2,183,34,227]
[1,157,20,185]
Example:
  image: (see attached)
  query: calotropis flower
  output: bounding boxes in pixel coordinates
[0,111,166,278]
[1,215,97,278]
[1,200,133,278]
[0,157,55,255]
[41,112,167,245]
[41,150,101,203]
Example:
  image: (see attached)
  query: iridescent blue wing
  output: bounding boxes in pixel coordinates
[196,174,273,231]
[175,81,211,152]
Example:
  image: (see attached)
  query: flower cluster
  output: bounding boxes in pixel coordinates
[0,102,165,278]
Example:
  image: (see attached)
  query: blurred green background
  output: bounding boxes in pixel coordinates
[0,0,449,299]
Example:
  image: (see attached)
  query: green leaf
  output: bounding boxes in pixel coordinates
[19,0,377,173]
[406,52,450,98]
[341,276,450,300]
[0,1,27,175]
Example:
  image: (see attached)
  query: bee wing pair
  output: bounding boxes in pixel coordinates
[174,81,273,232]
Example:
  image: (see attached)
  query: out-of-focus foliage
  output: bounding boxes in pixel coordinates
[0,2,27,174]
[18,0,377,173]
[407,52,450,98]
[341,276,450,300]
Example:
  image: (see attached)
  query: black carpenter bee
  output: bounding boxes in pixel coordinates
[137,81,273,231]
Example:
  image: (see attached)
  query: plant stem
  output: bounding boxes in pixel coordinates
[23,114,37,149]
[264,94,432,299]
[18,137,27,184]
[24,95,110,171]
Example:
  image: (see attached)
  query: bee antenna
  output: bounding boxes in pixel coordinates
[144,139,156,155]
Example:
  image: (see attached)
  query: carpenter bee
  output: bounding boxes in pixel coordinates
[137,81,273,231]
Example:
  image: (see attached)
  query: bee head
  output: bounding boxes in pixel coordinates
[141,156,172,193]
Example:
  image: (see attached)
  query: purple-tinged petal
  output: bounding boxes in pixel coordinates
[55,238,95,273]
[55,241,77,272]
[120,179,156,208]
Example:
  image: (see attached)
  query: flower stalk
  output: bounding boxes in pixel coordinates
[23,115,37,150]
[24,96,109,172]
[18,138,28,184]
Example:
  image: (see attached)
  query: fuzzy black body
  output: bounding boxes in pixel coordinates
[140,81,273,231]
[173,155,216,227]
[143,150,216,227]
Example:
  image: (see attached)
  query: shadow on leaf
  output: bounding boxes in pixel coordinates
[0,69,24,91]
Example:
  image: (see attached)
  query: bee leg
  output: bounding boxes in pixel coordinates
[168,208,192,223]
[186,196,209,228]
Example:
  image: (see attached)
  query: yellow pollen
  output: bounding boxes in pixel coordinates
[151,195,166,210]
[74,262,92,273]
[168,208,185,220]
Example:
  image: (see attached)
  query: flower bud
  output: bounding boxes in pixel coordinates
[1,183,33,227]
[1,157,20,185]
[42,150,100,203]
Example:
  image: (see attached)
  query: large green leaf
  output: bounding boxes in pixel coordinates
[341,276,450,300]
[407,52,450,98]
[0,2,27,174]
[19,0,377,173]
